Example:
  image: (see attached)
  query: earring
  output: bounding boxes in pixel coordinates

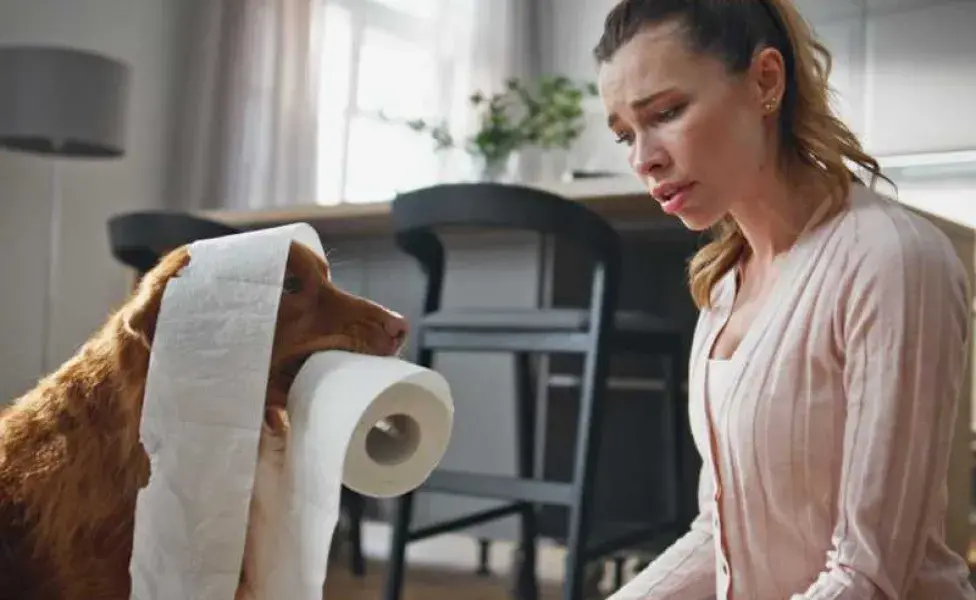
[765,100,777,113]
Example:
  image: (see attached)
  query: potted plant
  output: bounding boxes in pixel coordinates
[392,75,599,182]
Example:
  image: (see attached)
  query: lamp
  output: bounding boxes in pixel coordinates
[0,45,131,372]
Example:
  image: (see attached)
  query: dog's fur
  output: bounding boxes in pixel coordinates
[0,241,406,600]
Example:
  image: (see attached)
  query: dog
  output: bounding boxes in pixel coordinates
[0,240,407,600]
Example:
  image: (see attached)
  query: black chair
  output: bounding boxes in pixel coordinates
[382,183,690,600]
[107,211,241,276]
[106,210,370,577]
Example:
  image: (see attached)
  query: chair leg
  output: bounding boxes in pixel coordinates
[347,489,366,577]
[563,483,591,598]
[382,491,414,600]
[514,352,539,600]
[669,345,696,526]
[477,538,492,576]
[563,346,610,600]
[662,353,681,523]
[382,346,432,599]
[612,555,626,591]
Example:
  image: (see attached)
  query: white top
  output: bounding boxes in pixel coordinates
[705,358,735,598]
[705,359,734,415]
[610,183,975,599]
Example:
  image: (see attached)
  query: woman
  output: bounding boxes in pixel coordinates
[594,1,975,598]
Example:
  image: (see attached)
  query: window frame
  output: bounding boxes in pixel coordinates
[316,0,455,205]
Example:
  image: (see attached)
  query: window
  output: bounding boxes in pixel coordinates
[316,0,451,205]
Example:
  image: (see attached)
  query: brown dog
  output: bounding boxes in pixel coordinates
[0,240,407,600]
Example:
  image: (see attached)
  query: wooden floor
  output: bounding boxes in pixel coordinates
[323,561,563,600]
[323,556,974,598]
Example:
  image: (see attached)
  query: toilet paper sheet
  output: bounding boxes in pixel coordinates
[128,223,325,599]
[126,222,454,600]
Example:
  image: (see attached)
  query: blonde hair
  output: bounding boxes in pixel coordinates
[594,0,891,308]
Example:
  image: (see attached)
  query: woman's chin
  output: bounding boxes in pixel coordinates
[664,197,726,231]
[675,211,721,232]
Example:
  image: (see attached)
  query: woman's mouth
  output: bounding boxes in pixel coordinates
[653,182,696,215]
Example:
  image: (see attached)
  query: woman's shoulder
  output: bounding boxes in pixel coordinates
[828,182,971,302]
[835,184,967,275]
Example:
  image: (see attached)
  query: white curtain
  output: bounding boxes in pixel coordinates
[168,0,321,211]
[168,0,538,211]
[435,0,539,182]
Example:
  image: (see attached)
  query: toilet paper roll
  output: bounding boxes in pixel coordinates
[245,350,454,598]
[128,222,326,600]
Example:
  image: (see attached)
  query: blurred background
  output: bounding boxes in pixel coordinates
[0,0,974,597]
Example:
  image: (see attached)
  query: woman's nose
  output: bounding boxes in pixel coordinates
[632,139,670,176]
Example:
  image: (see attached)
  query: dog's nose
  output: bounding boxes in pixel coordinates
[382,309,409,345]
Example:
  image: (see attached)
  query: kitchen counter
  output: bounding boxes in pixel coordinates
[198,177,679,236]
[199,174,976,240]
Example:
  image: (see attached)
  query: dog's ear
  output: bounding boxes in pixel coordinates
[121,247,191,349]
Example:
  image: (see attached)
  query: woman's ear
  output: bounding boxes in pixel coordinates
[750,46,787,111]
[122,247,191,349]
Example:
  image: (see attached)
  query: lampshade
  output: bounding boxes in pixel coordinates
[0,45,130,158]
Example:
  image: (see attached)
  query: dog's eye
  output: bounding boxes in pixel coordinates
[282,274,303,294]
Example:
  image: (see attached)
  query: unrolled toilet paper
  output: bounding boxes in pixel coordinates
[243,350,454,597]
[126,222,454,600]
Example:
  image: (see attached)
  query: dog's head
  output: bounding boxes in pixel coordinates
[265,240,407,407]
[119,238,408,412]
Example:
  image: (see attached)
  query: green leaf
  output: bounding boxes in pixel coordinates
[394,73,598,161]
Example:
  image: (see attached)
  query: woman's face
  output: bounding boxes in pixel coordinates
[598,22,775,231]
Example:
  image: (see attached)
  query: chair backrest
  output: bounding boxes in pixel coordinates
[391,182,622,266]
[107,211,240,275]
[391,182,623,316]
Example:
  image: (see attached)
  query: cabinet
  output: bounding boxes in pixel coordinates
[795,0,976,157]
[863,1,976,155]
[813,15,867,141]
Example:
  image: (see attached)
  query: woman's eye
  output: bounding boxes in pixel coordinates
[282,274,302,294]
[658,103,686,122]
[613,131,634,146]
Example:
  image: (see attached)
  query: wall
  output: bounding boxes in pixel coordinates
[796,0,976,157]
[0,0,191,402]
[536,0,628,176]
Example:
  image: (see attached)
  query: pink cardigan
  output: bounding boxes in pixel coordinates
[611,185,976,599]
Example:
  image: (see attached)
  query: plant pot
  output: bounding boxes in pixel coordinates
[476,152,519,183]
[538,147,572,183]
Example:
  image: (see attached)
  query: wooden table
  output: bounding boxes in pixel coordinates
[198,177,681,236]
